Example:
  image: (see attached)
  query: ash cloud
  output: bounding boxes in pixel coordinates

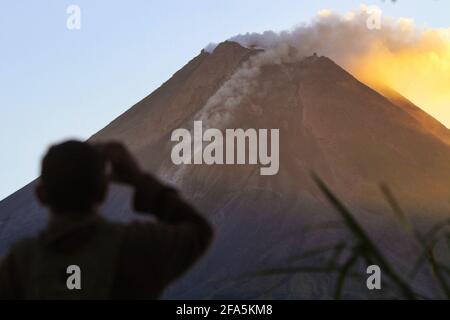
[199,5,450,127]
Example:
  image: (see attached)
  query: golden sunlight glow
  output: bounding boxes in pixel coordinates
[348,29,450,127]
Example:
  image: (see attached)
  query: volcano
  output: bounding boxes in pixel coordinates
[1,41,449,299]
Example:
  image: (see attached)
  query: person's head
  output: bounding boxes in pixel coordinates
[36,140,108,215]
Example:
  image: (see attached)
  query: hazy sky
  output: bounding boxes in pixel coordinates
[0,0,449,201]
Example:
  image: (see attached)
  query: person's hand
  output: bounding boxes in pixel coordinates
[94,141,142,185]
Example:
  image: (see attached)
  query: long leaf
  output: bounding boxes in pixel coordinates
[334,253,359,300]
[311,172,417,299]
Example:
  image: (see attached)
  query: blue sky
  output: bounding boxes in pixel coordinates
[0,0,449,200]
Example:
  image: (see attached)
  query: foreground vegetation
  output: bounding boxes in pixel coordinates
[241,173,450,299]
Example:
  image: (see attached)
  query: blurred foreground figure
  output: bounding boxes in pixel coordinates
[0,140,213,299]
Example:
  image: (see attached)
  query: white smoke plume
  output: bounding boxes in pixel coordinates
[199,4,450,127]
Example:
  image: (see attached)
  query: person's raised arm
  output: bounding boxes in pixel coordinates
[95,142,213,283]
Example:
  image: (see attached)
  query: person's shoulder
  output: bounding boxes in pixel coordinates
[123,218,159,233]
[121,218,165,245]
[2,236,39,270]
[10,236,38,254]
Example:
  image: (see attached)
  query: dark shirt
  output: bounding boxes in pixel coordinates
[0,174,213,299]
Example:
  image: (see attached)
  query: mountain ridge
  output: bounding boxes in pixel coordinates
[1,40,449,298]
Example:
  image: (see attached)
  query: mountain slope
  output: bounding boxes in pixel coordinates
[1,41,449,298]
[375,85,450,146]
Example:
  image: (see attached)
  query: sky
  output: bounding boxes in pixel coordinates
[0,0,449,201]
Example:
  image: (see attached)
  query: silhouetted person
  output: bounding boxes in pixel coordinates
[0,140,213,299]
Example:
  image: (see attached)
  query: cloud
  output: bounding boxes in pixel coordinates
[200,5,450,127]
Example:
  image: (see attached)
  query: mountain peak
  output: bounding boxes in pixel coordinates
[2,33,450,300]
[207,40,264,55]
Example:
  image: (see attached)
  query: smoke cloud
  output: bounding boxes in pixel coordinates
[200,5,450,127]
